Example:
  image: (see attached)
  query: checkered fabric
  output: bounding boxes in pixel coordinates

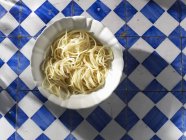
[0,0,186,139]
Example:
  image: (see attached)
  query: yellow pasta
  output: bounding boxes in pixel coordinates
[41,30,113,98]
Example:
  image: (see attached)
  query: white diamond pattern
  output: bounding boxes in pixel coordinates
[0,0,185,140]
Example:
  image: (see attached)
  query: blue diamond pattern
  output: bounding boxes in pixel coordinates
[167,1,180,22]
[144,91,167,103]
[9,26,30,49]
[125,0,138,22]
[87,0,111,21]
[171,53,182,75]
[183,80,186,91]
[179,135,186,140]
[7,51,29,75]
[0,36,5,43]
[7,78,29,102]
[0,58,4,68]
[116,90,137,104]
[8,132,23,140]
[9,1,31,23]
[94,135,104,140]
[59,109,83,131]
[31,106,56,131]
[143,106,168,132]
[9,2,20,23]
[65,134,77,140]
[9,26,30,37]
[115,78,127,92]
[115,36,127,47]
[123,50,127,74]
[127,78,140,91]
[169,26,181,37]
[145,79,167,91]
[8,36,19,48]
[143,26,166,36]
[173,81,182,91]
[173,92,186,104]
[5,105,28,128]
[18,51,30,74]
[182,53,186,76]
[180,25,186,37]
[142,52,168,76]
[115,79,139,104]
[35,1,59,24]
[171,107,186,132]
[73,1,84,16]
[18,78,29,90]
[127,37,140,48]
[1,0,186,138]
[115,25,138,37]
[121,134,133,140]
[0,31,5,37]
[114,1,137,22]
[114,1,126,21]
[123,90,138,103]
[19,27,30,37]
[62,1,83,17]
[5,105,16,128]
[17,90,29,102]
[150,135,161,140]
[141,1,164,23]
[87,107,111,132]
[142,37,166,49]
[169,37,181,50]
[180,0,186,21]
[32,90,47,103]
[17,106,29,128]
[115,106,139,131]
[6,79,17,101]
[7,51,19,75]
[36,134,50,140]
[126,52,139,75]
[19,2,32,23]
[0,4,7,19]
[19,36,31,49]
[9,26,20,36]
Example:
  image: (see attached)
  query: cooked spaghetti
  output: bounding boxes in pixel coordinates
[41,30,113,98]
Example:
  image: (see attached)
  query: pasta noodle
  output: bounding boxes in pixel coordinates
[41,30,113,98]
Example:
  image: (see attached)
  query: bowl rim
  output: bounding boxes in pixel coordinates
[31,16,124,109]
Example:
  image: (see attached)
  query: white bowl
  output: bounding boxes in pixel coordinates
[31,16,124,109]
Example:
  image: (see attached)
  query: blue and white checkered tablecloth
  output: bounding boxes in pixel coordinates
[0,0,186,139]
